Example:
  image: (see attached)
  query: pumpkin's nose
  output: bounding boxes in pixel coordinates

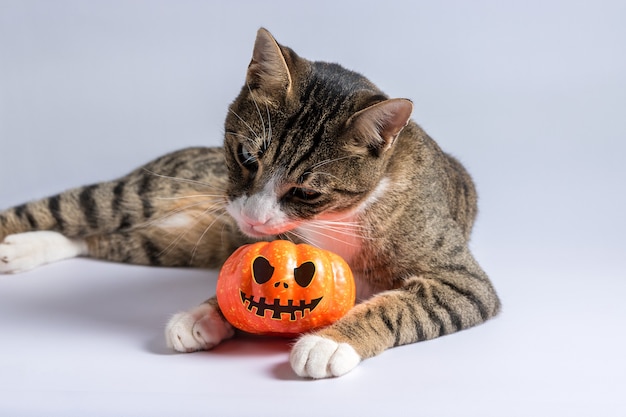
[274,281,289,289]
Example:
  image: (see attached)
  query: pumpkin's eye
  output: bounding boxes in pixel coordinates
[289,187,322,202]
[252,256,274,284]
[294,261,316,287]
[237,143,258,170]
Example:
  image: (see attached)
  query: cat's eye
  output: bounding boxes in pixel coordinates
[237,144,258,169]
[289,187,322,201]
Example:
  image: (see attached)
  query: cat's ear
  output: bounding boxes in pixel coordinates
[347,98,413,155]
[246,28,292,102]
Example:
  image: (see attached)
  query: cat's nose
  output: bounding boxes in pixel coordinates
[240,212,268,228]
[239,213,275,238]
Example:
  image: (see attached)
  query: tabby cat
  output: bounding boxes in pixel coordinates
[0,28,500,378]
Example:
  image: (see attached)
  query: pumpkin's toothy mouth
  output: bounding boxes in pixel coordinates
[239,291,322,321]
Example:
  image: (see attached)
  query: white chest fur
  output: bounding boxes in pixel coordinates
[298,177,388,256]
[296,177,390,301]
[296,214,363,264]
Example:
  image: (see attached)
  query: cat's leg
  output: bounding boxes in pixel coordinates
[0,184,108,273]
[0,231,88,273]
[289,334,361,378]
[0,147,243,272]
[0,174,154,272]
[0,181,153,273]
[165,297,235,352]
[290,247,500,378]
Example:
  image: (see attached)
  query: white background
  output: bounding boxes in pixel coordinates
[1,1,625,416]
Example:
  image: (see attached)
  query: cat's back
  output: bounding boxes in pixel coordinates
[131,147,226,182]
[388,122,478,239]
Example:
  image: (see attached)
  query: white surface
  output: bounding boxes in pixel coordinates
[1,1,625,416]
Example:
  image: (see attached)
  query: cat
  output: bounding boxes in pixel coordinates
[0,28,500,378]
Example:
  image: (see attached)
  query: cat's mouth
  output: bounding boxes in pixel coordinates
[226,199,300,238]
[237,220,300,238]
[240,291,322,320]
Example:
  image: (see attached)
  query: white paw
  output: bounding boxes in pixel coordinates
[0,231,87,274]
[165,303,235,352]
[290,335,361,379]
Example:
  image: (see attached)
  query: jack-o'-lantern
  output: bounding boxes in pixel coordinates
[216,240,356,336]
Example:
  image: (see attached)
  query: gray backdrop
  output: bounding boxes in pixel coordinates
[1,1,624,416]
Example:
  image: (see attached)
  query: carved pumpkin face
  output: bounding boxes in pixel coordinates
[216,240,356,336]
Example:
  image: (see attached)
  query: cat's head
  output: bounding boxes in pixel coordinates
[224,28,413,239]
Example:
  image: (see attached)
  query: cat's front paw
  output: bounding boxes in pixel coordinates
[290,335,361,379]
[165,303,235,352]
[0,231,87,274]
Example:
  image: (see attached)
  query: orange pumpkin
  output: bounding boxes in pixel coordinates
[216,240,356,336]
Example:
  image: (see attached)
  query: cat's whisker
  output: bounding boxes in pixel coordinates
[298,157,364,208]
[290,223,361,247]
[139,200,226,230]
[157,228,192,258]
[305,219,372,233]
[156,194,227,201]
[136,197,226,259]
[142,169,225,191]
[299,227,363,247]
[219,215,234,248]
[229,108,262,143]
[317,223,370,234]
[277,232,294,243]
[299,219,376,244]
[225,131,259,146]
[247,83,267,143]
[309,171,342,182]
[156,203,228,259]
[189,210,230,265]
[265,102,272,150]
[311,155,356,170]
[283,229,319,247]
